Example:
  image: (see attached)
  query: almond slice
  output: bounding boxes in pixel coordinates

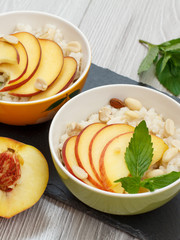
[66,41,81,53]
[34,78,48,91]
[72,165,88,180]
[2,35,19,44]
[125,97,142,111]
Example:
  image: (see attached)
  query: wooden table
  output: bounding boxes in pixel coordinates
[0,0,179,239]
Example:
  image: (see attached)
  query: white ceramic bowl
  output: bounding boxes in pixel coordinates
[49,84,180,215]
[0,11,91,125]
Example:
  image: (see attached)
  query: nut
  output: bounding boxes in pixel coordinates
[2,72,9,80]
[164,119,175,136]
[171,139,180,151]
[34,78,48,91]
[146,169,164,178]
[0,72,9,83]
[162,147,178,163]
[0,75,5,83]
[109,98,125,109]
[66,41,81,53]
[125,110,139,119]
[72,165,88,180]
[99,107,111,123]
[66,122,84,136]
[125,97,142,110]
[2,35,19,44]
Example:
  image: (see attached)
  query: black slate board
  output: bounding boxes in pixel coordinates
[0,64,180,240]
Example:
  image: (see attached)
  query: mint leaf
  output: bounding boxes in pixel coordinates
[125,120,153,177]
[156,57,180,96]
[158,38,180,49]
[138,44,159,74]
[158,53,171,73]
[161,43,180,53]
[115,176,141,194]
[138,38,180,96]
[140,171,180,191]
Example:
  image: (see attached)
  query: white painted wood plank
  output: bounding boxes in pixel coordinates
[0,196,136,240]
[0,0,91,26]
[79,0,180,96]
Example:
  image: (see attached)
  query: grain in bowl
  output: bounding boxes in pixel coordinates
[58,96,180,194]
[0,23,83,102]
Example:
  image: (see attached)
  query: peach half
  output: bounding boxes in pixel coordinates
[0,137,49,218]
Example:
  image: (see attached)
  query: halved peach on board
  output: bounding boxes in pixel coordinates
[30,57,77,101]
[1,32,41,91]
[0,40,28,83]
[0,40,19,64]
[9,38,64,97]
[89,124,134,186]
[62,135,96,188]
[0,137,49,218]
[75,123,106,189]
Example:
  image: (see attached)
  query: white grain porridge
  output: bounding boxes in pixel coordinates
[59,97,180,179]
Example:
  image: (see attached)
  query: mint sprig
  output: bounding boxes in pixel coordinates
[125,120,153,177]
[138,38,180,96]
[115,120,180,193]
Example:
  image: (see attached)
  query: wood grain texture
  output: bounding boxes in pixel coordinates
[0,0,179,239]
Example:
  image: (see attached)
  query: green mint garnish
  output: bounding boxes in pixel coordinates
[138,43,159,75]
[115,176,141,194]
[115,120,180,193]
[140,171,180,192]
[138,38,180,96]
[125,120,153,178]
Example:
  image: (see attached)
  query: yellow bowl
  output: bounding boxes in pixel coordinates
[0,11,91,125]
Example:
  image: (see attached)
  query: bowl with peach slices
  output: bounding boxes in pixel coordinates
[0,11,91,125]
[49,84,180,215]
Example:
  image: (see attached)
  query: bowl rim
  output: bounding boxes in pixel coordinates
[0,10,91,105]
[49,84,180,199]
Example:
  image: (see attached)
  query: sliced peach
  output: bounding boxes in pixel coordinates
[99,132,132,191]
[1,32,41,91]
[75,123,106,189]
[99,132,169,192]
[0,137,49,218]
[9,39,64,97]
[30,57,77,101]
[89,124,134,185]
[0,41,28,83]
[62,136,96,188]
[151,134,168,166]
[0,40,19,64]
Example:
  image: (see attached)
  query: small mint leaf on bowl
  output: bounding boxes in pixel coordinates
[115,176,141,194]
[125,120,153,178]
[140,171,180,192]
